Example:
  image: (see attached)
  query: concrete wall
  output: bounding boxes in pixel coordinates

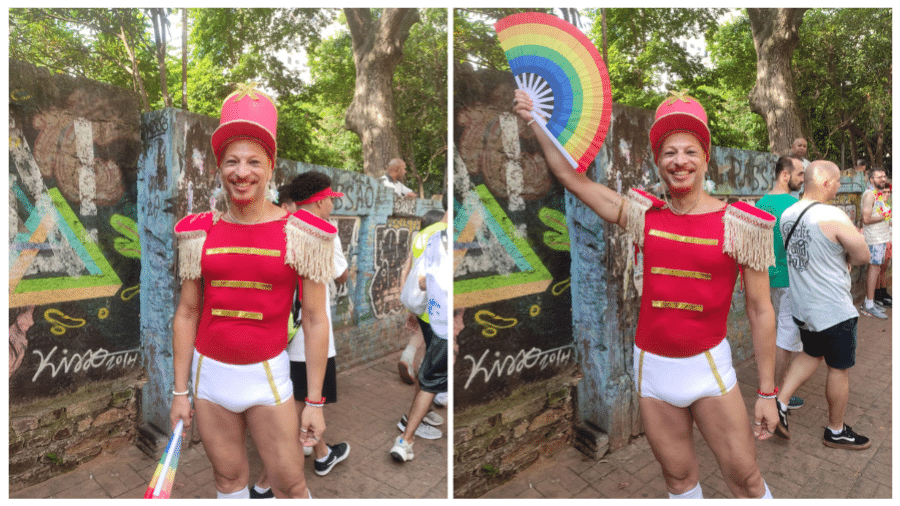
[9,59,145,491]
[138,107,441,435]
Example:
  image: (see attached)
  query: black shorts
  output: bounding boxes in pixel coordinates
[418,337,447,394]
[289,356,338,404]
[417,316,434,348]
[794,317,857,370]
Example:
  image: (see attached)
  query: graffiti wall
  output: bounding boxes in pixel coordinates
[454,67,576,412]
[9,60,143,401]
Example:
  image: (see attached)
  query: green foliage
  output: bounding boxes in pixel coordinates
[189,8,337,96]
[704,12,769,151]
[583,8,726,109]
[792,8,892,167]
[707,8,891,164]
[482,463,500,476]
[394,8,449,196]
[9,8,158,94]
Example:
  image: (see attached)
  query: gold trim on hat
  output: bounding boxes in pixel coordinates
[206,247,281,257]
[650,267,712,281]
[652,300,704,312]
[211,280,273,291]
[649,229,718,246]
[211,309,264,320]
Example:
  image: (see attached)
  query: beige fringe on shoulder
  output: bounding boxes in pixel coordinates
[284,214,336,285]
[175,211,222,281]
[622,189,654,298]
[723,205,776,272]
[176,230,206,281]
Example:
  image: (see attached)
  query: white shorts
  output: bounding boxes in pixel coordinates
[633,339,737,408]
[192,349,293,413]
[770,287,802,353]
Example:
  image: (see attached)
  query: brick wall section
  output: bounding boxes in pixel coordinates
[453,370,581,498]
[9,373,145,492]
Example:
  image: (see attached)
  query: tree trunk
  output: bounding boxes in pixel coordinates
[182,8,188,110]
[149,9,173,108]
[343,8,420,178]
[601,9,608,64]
[116,16,151,113]
[747,8,808,156]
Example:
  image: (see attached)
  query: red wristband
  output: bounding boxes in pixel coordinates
[757,387,778,399]
[304,397,326,407]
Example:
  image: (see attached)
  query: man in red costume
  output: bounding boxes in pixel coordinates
[514,89,779,498]
[171,86,335,499]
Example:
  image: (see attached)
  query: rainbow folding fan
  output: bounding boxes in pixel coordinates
[495,12,612,173]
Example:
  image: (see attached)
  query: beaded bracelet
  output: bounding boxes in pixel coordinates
[173,389,190,396]
[757,387,778,399]
[305,397,326,408]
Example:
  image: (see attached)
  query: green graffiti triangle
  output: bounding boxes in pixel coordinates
[454,184,553,303]
[12,187,122,295]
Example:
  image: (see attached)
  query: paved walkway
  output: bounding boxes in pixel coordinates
[10,352,449,499]
[481,305,892,499]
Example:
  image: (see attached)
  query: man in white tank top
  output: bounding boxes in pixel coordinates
[860,166,891,318]
[775,161,872,450]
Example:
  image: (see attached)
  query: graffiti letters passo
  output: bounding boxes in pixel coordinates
[369,218,416,318]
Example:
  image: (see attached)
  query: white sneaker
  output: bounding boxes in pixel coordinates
[398,415,443,439]
[390,436,414,462]
[398,346,416,385]
[433,392,448,407]
[860,303,888,320]
[423,410,444,426]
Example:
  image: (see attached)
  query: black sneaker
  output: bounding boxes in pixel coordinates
[774,400,790,439]
[787,396,805,410]
[250,486,275,499]
[314,442,350,476]
[823,425,871,450]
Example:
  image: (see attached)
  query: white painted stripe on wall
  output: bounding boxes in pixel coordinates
[499,112,524,212]
[75,118,97,218]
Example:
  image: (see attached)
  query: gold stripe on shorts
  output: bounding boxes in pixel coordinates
[206,247,280,257]
[638,350,645,397]
[649,229,718,246]
[211,280,273,291]
[262,360,282,405]
[704,350,728,395]
[211,308,264,320]
[650,267,712,281]
[194,355,204,398]
[651,300,704,312]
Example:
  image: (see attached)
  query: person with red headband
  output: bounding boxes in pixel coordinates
[514,89,779,498]
[170,85,335,499]
[250,172,350,498]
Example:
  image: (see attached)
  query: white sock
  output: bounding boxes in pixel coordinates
[217,486,250,499]
[315,446,332,463]
[252,485,270,494]
[760,481,773,499]
[865,298,875,309]
[669,482,703,499]
[777,400,788,412]
[400,345,416,362]
[829,425,844,435]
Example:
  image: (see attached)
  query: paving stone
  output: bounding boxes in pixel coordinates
[471,308,890,499]
[10,352,447,499]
